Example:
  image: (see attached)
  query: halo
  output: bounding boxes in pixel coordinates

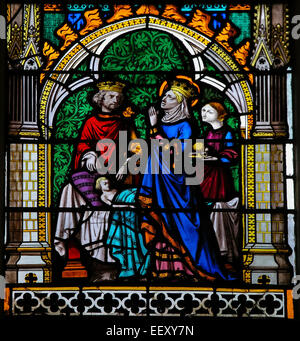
[158,76,200,107]
[159,80,168,97]
[176,75,201,94]
[191,99,199,107]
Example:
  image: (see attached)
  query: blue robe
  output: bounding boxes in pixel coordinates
[139,120,236,281]
[106,188,150,278]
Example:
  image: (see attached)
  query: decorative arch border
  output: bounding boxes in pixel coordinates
[40,15,254,136]
[38,15,255,282]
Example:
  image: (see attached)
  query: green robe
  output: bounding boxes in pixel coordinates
[106,188,150,278]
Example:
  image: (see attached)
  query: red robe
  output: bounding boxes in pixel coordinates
[75,114,126,170]
[200,126,238,201]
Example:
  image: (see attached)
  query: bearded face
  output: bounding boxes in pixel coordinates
[101,91,123,112]
[93,90,124,113]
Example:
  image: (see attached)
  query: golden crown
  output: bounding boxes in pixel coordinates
[97,81,125,93]
[170,80,197,99]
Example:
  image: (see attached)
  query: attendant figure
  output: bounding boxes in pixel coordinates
[100,178,151,279]
[138,77,237,282]
[200,102,240,267]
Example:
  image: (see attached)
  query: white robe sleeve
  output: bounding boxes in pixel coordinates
[210,197,240,263]
[54,183,86,256]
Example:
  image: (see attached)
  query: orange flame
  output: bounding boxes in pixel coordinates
[233,41,250,66]
[136,5,159,15]
[43,41,60,61]
[40,41,60,83]
[56,24,78,51]
[233,41,253,83]
[106,5,133,24]
[215,22,237,52]
[80,9,103,36]
[188,9,214,37]
[162,5,186,23]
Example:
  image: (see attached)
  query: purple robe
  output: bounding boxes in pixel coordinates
[200,125,238,201]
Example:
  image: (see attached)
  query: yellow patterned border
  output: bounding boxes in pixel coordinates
[19,131,40,137]
[252,132,275,137]
[55,18,147,73]
[80,17,147,48]
[40,78,57,137]
[41,252,52,283]
[40,16,253,137]
[210,43,240,71]
[149,16,211,46]
[243,253,254,283]
[38,143,46,243]
[7,5,11,44]
[11,286,284,293]
[209,46,253,137]
[247,144,256,244]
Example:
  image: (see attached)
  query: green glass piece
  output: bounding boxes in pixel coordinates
[53,87,94,203]
[229,12,251,45]
[43,12,66,47]
[101,29,189,112]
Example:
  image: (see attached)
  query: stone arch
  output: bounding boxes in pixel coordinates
[38,14,255,283]
[40,16,253,137]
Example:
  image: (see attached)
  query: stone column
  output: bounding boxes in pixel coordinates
[5,144,23,283]
[15,143,48,284]
[5,4,52,284]
[247,4,292,285]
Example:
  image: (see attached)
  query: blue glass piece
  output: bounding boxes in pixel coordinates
[202,4,227,11]
[67,13,85,31]
[99,4,112,18]
[67,4,94,12]
[181,4,194,12]
[212,13,227,30]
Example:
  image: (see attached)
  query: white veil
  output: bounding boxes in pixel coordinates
[161,93,190,124]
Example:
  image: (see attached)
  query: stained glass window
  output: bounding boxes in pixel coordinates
[2,2,299,322]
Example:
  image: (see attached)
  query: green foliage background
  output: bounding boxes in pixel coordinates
[101,30,191,140]
[52,30,240,205]
[53,87,94,204]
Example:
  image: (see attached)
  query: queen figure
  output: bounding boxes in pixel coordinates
[138,77,237,282]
